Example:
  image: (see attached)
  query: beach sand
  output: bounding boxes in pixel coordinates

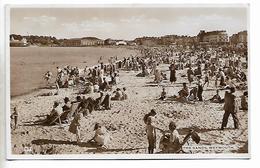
[10,63,248,155]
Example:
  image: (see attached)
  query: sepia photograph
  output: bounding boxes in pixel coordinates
[6,4,249,159]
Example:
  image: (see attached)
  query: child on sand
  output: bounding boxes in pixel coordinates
[11,107,18,130]
[209,90,223,103]
[89,123,110,149]
[146,116,157,154]
[122,87,128,100]
[159,88,167,100]
[69,112,83,143]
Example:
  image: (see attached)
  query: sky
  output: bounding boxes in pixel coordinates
[10,6,248,40]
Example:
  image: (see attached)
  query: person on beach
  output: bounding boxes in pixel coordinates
[99,67,105,84]
[146,116,157,154]
[60,97,71,123]
[203,71,210,87]
[154,69,162,83]
[178,83,189,99]
[122,87,128,100]
[11,107,18,130]
[83,82,94,94]
[56,66,62,75]
[225,76,236,88]
[69,112,83,143]
[100,77,111,91]
[187,87,198,101]
[219,68,226,87]
[197,64,202,77]
[187,66,194,85]
[88,123,110,149]
[76,96,92,116]
[84,66,88,75]
[96,91,111,110]
[240,91,248,110]
[197,80,203,101]
[214,74,219,88]
[111,88,123,100]
[44,71,53,84]
[221,87,239,130]
[209,90,223,103]
[169,63,177,84]
[143,109,157,125]
[62,97,71,112]
[159,88,167,100]
[159,121,180,153]
[45,101,63,125]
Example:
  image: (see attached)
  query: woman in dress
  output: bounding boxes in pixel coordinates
[169,63,177,84]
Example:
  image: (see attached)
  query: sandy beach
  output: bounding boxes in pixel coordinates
[10,62,248,154]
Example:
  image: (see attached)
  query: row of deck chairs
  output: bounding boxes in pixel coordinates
[48,97,102,126]
[49,102,80,127]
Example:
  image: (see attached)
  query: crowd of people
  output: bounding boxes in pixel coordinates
[12,44,248,153]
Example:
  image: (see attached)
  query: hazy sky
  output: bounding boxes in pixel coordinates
[10,7,248,40]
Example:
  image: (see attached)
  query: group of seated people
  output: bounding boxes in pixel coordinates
[43,100,69,125]
[79,72,120,95]
[111,87,128,101]
[43,94,108,125]
[43,86,129,125]
[79,77,111,94]
[55,66,80,88]
[159,82,248,110]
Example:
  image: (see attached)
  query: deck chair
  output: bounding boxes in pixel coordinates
[159,129,200,153]
[49,113,62,126]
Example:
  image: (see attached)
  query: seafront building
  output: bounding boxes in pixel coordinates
[197,30,229,44]
[81,37,104,46]
[10,29,246,47]
[229,31,248,47]
[63,38,81,47]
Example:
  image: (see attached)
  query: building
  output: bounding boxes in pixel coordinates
[197,30,229,44]
[63,38,81,47]
[230,31,247,46]
[126,41,137,46]
[134,37,160,46]
[10,36,28,47]
[81,37,104,46]
[238,31,247,44]
[104,38,117,45]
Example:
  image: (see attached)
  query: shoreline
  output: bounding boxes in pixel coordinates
[11,46,141,97]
